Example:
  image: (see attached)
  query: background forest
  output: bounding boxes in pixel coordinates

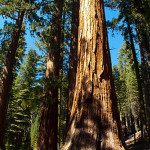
[0,0,150,149]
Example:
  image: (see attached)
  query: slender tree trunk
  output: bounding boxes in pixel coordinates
[126,116,130,136]
[124,114,128,137]
[126,20,147,137]
[134,19,150,68]
[62,0,127,149]
[135,25,150,139]
[67,0,79,125]
[37,1,63,149]
[142,32,150,68]
[0,11,24,150]
[59,8,66,149]
[130,107,136,143]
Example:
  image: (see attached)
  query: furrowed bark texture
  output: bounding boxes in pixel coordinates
[37,1,62,149]
[68,0,79,125]
[0,11,24,150]
[62,0,126,149]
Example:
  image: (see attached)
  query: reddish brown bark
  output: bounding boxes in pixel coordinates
[36,0,63,149]
[62,0,127,149]
[0,11,24,150]
[67,0,79,125]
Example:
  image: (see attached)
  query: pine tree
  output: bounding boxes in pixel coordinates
[112,65,126,114]
[0,1,42,148]
[136,26,150,139]
[0,12,25,148]
[5,49,40,149]
[113,42,140,138]
[105,0,149,137]
[126,20,147,137]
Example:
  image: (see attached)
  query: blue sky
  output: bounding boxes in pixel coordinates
[105,7,124,66]
[0,6,124,67]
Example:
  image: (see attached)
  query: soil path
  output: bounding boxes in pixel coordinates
[126,131,150,150]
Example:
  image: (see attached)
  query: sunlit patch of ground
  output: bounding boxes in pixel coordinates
[126,131,150,150]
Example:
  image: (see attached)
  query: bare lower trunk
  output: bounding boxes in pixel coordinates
[62,0,127,149]
[37,0,63,149]
[0,11,24,150]
[67,0,79,125]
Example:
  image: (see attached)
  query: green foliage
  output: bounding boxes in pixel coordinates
[58,73,68,148]
[0,0,37,20]
[30,113,40,148]
[0,21,26,82]
[105,0,150,38]
[113,42,140,117]
[0,22,13,79]
[4,49,43,149]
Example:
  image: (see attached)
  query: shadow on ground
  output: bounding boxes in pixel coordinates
[126,133,150,150]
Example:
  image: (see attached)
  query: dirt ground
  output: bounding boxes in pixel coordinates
[126,131,150,150]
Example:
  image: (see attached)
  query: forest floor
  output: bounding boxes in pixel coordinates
[126,131,150,150]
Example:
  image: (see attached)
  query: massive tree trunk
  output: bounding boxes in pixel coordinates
[37,0,63,149]
[62,0,127,149]
[68,0,79,125]
[126,20,147,137]
[0,11,25,150]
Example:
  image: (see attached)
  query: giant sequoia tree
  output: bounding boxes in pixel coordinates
[62,0,126,149]
[37,0,63,149]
